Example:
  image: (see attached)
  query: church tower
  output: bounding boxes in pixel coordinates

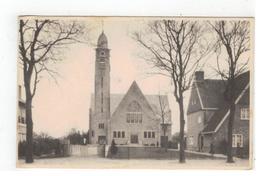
[93,31,110,144]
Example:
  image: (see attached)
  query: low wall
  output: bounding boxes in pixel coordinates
[107,146,226,160]
[68,144,105,157]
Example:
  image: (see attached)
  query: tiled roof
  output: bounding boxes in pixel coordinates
[196,79,226,109]
[202,71,250,133]
[187,78,226,114]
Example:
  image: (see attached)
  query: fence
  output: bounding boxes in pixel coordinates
[68,144,105,157]
[107,146,226,160]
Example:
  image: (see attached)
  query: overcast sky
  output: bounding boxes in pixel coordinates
[20,17,251,138]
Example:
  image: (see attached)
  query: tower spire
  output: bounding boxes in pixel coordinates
[101,20,104,33]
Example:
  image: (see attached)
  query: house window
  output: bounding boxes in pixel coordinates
[117,131,121,138]
[198,116,202,124]
[113,131,117,138]
[122,131,125,138]
[21,117,25,124]
[98,123,104,129]
[232,134,243,147]
[92,130,95,137]
[144,132,147,138]
[241,107,249,120]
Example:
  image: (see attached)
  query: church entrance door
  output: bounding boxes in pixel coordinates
[98,136,106,144]
[130,135,138,144]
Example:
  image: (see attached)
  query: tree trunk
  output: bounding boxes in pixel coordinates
[227,101,235,163]
[163,127,167,152]
[178,94,186,163]
[24,76,34,163]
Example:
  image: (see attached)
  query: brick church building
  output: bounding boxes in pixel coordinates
[89,32,172,146]
[187,71,250,157]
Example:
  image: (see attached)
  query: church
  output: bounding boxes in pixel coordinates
[89,31,172,146]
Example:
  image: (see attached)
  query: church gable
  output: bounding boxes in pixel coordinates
[111,81,157,120]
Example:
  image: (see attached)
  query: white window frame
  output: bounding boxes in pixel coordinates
[240,107,249,120]
[232,134,243,148]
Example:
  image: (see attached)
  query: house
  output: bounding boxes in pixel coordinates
[17,84,26,142]
[17,62,26,142]
[88,31,172,146]
[187,71,250,157]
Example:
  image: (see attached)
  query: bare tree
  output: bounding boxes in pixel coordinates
[133,20,210,163]
[157,94,171,151]
[209,20,250,163]
[19,18,87,163]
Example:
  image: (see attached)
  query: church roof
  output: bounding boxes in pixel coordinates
[97,31,108,48]
[90,82,172,124]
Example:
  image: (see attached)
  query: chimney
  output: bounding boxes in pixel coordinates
[194,71,204,81]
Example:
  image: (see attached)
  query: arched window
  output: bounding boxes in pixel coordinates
[126,101,142,123]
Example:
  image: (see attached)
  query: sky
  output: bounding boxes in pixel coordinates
[18,17,251,138]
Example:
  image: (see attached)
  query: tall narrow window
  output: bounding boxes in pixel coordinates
[101,92,103,113]
[113,131,117,138]
[122,131,125,138]
[148,132,151,138]
[101,77,103,89]
[144,132,147,138]
[18,85,22,99]
[152,132,155,138]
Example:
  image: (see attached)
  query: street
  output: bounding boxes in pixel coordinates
[17,156,251,169]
